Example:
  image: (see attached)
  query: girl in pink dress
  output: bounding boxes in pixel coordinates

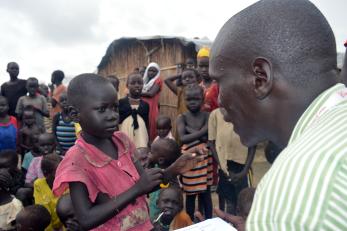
[52,74,201,231]
[141,63,162,142]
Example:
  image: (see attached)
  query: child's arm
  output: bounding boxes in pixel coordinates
[176,115,208,144]
[18,130,30,150]
[141,84,160,98]
[69,168,163,230]
[52,113,63,153]
[164,75,181,95]
[229,146,256,184]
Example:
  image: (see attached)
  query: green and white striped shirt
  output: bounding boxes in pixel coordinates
[247,84,347,230]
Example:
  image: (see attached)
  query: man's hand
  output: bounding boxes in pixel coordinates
[214,208,246,231]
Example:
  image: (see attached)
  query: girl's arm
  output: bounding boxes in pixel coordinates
[141,84,160,98]
[69,168,163,230]
[164,75,181,95]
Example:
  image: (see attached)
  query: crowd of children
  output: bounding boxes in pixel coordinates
[0,49,256,231]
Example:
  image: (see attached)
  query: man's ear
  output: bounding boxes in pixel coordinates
[68,106,80,123]
[252,57,273,99]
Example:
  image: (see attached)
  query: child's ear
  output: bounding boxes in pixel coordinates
[68,106,80,123]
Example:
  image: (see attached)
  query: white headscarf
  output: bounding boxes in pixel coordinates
[142,62,160,93]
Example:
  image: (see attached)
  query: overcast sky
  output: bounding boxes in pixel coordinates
[0,0,345,85]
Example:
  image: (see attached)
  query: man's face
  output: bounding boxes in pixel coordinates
[7,63,19,78]
[210,58,261,147]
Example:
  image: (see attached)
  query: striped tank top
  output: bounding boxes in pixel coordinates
[181,143,213,195]
[56,114,76,152]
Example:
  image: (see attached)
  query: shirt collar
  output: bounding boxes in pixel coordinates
[289,83,347,144]
[76,132,130,168]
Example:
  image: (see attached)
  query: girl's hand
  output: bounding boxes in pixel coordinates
[169,145,206,175]
[136,168,163,195]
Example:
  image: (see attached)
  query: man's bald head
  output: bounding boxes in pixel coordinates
[211,0,337,87]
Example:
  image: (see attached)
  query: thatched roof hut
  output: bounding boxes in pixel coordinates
[97,36,211,135]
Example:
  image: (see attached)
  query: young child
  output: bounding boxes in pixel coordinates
[176,84,213,221]
[208,108,253,214]
[34,154,63,231]
[154,115,174,142]
[141,63,163,141]
[56,194,83,231]
[197,47,219,112]
[119,73,149,148]
[0,150,24,231]
[16,205,51,231]
[16,77,49,129]
[52,92,77,155]
[39,84,53,133]
[185,58,196,69]
[0,96,18,152]
[153,187,192,231]
[52,73,200,230]
[25,133,56,185]
[18,106,44,155]
[50,70,67,119]
[147,138,181,220]
[107,75,120,93]
[164,68,199,115]
[236,187,256,220]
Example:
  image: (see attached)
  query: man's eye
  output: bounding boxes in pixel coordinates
[98,107,106,112]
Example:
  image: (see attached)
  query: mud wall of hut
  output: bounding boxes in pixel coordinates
[98,39,197,136]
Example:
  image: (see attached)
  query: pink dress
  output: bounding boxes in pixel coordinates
[53,131,152,231]
[142,78,162,142]
[25,156,44,183]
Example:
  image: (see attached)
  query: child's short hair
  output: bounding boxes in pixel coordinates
[158,186,184,211]
[184,83,204,96]
[0,149,18,169]
[41,154,62,176]
[16,205,51,231]
[237,187,256,218]
[27,77,39,85]
[156,115,171,127]
[68,73,112,108]
[182,68,199,79]
[23,105,35,113]
[56,193,74,225]
[126,72,143,85]
[52,70,65,83]
[151,138,180,166]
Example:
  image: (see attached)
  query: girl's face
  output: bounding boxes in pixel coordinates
[77,83,119,139]
[147,67,158,79]
[197,57,210,81]
[127,75,143,98]
[181,70,198,86]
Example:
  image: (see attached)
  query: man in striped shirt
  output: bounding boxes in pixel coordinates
[210,0,347,230]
